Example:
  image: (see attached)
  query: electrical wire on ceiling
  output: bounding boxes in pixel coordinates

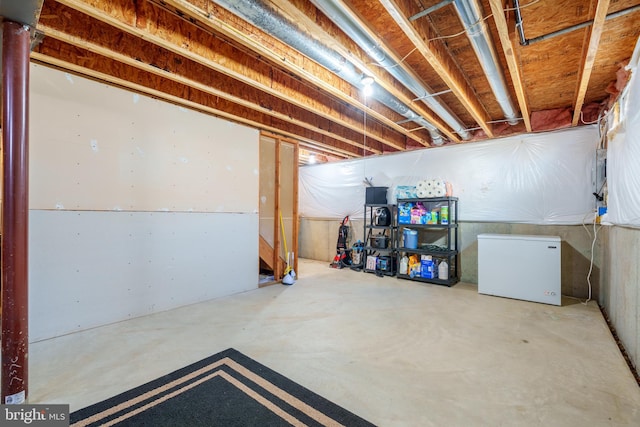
[310,0,469,141]
[420,0,541,43]
[214,0,449,146]
[504,0,541,12]
[368,47,418,71]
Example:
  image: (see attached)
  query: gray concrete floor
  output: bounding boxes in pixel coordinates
[30,259,640,426]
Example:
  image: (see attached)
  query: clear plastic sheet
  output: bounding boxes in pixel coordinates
[606,56,640,227]
[300,126,598,224]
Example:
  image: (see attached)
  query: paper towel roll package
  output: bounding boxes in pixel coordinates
[412,179,449,198]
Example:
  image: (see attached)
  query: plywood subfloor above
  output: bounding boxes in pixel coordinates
[32,0,640,162]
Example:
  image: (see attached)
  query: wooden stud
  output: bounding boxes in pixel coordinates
[141,0,432,147]
[292,141,300,278]
[488,0,532,132]
[572,0,611,126]
[274,138,282,280]
[261,131,364,160]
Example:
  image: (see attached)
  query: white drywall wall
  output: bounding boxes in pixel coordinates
[29,65,258,213]
[28,64,259,341]
[29,210,257,342]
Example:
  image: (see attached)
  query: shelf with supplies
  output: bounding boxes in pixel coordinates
[395,197,459,286]
[363,203,396,276]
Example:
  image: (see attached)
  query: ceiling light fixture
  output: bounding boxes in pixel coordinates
[361,75,374,97]
[361,75,374,86]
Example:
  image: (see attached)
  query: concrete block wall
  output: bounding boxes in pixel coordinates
[298,218,364,262]
[600,225,640,372]
[299,218,602,300]
[460,223,602,300]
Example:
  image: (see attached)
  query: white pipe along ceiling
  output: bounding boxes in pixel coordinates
[310,0,472,141]
[32,0,638,161]
[212,0,446,145]
[215,0,521,143]
[452,0,519,125]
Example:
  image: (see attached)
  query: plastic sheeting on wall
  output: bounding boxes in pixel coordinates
[606,44,640,227]
[300,126,598,224]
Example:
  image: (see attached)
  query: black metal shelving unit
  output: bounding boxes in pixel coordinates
[363,204,397,276]
[395,197,459,286]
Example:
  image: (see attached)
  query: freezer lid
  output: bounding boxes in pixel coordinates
[477,233,561,242]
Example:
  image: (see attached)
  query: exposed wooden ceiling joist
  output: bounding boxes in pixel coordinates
[144,0,435,148]
[37,24,387,156]
[30,51,354,159]
[377,0,495,138]
[572,0,611,126]
[264,0,462,143]
[488,0,532,132]
[50,0,411,153]
[28,0,639,164]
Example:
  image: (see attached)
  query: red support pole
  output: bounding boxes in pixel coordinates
[1,20,31,404]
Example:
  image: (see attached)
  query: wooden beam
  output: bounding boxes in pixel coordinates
[51,0,428,150]
[274,138,282,280]
[488,0,532,132]
[262,131,351,159]
[258,0,460,143]
[572,0,610,126]
[378,0,494,137]
[44,1,406,153]
[30,51,361,158]
[141,0,432,147]
[37,23,385,155]
[292,141,300,278]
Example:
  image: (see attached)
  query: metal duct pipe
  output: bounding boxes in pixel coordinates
[311,0,471,140]
[212,0,444,145]
[453,0,519,125]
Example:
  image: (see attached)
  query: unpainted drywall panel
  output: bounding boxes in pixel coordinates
[29,64,258,213]
[28,209,259,342]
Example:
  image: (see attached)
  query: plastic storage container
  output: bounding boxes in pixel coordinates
[438,260,449,280]
[403,229,418,249]
[440,206,449,225]
[399,255,409,275]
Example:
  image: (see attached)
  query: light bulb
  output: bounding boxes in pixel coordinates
[361,75,374,86]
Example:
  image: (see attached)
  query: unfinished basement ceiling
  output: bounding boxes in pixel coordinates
[31,0,639,162]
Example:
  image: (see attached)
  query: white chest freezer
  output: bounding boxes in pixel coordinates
[478,234,561,306]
